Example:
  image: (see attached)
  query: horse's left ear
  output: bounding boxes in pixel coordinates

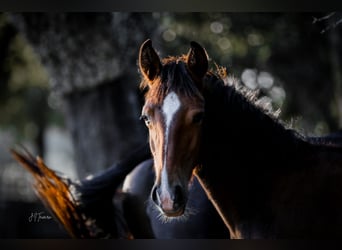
[186,41,209,83]
[139,39,162,84]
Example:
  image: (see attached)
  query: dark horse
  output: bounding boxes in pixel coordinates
[138,39,342,239]
[12,143,228,238]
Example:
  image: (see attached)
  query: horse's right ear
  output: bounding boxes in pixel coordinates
[186,41,208,82]
[139,39,162,83]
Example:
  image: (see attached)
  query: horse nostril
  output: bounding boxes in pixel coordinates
[173,185,185,210]
[151,185,160,205]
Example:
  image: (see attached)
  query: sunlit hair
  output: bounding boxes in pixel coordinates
[140,56,203,104]
[140,55,280,122]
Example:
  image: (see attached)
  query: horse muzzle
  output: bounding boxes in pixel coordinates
[151,184,187,217]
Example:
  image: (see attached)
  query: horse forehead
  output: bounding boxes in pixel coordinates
[162,91,182,126]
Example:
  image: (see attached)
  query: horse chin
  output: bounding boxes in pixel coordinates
[155,205,194,223]
[161,206,186,217]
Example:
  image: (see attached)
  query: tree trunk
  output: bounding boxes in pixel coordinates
[10,13,160,177]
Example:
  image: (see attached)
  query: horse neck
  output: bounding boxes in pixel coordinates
[201,81,302,168]
[196,80,305,238]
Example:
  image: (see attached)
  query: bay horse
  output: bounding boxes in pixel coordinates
[138,39,342,239]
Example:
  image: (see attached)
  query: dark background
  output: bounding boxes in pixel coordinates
[0,12,341,238]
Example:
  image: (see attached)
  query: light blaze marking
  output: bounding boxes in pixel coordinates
[160,91,181,208]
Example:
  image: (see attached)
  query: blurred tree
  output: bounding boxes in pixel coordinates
[267,13,342,134]
[0,13,16,100]
[0,13,51,157]
[9,13,160,177]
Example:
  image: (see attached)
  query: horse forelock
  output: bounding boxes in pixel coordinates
[140,55,204,105]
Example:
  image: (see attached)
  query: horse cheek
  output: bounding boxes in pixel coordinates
[189,127,201,160]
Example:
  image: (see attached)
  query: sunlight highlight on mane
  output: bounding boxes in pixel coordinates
[140,53,280,120]
[208,63,281,120]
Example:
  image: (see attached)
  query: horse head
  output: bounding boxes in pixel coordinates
[139,39,208,217]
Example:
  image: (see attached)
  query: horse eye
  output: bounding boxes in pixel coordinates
[192,112,204,124]
[140,114,151,126]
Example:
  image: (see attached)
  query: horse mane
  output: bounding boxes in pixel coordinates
[139,54,311,147]
[203,60,300,145]
[140,54,279,118]
[207,64,281,120]
[199,63,312,163]
[205,68,342,151]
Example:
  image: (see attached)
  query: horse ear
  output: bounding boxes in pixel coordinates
[186,41,209,82]
[139,39,162,83]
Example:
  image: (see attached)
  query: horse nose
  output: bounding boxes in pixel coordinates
[173,185,185,211]
[151,185,160,206]
[151,184,186,216]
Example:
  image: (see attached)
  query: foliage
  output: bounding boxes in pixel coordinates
[0,14,62,145]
